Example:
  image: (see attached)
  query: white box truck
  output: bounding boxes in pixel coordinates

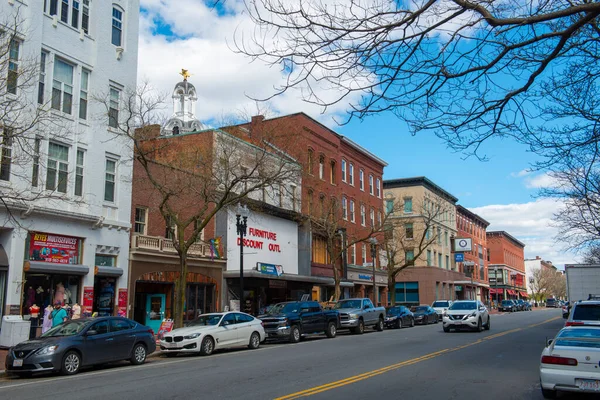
[565,264,600,303]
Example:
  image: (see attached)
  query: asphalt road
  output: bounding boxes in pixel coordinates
[0,309,590,399]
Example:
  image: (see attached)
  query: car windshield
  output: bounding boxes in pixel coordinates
[386,307,401,315]
[267,303,300,314]
[335,300,362,309]
[555,328,600,348]
[187,314,223,326]
[432,301,449,308]
[572,304,600,321]
[502,300,512,305]
[449,302,477,310]
[411,306,428,312]
[41,320,91,337]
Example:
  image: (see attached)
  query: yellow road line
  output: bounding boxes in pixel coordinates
[275,316,560,400]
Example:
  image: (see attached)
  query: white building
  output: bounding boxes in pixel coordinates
[525,256,556,295]
[0,0,139,329]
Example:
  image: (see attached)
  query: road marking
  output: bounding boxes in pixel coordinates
[275,316,561,400]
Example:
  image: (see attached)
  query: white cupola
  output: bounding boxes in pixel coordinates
[163,69,202,135]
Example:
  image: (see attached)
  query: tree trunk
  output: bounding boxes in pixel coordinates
[388,273,396,306]
[332,262,341,301]
[174,253,188,328]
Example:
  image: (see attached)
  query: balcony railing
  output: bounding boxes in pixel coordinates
[131,234,215,258]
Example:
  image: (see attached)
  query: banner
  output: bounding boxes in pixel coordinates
[29,232,80,264]
[155,319,174,343]
[258,262,283,276]
[118,288,128,317]
[82,286,94,315]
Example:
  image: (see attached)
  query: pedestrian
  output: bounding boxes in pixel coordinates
[49,301,68,327]
[42,304,53,334]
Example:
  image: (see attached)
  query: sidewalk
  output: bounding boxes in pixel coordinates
[0,348,7,373]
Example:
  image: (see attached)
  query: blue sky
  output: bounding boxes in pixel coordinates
[137,0,575,267]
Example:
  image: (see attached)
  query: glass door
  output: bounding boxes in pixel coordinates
[145,294,165,333]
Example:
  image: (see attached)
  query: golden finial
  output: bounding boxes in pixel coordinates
[180,69,192,81]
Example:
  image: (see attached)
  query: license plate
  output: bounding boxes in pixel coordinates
[163,342,177,348]
[576,379,600,391]
[454,321,462,325]
[13,359,23,367]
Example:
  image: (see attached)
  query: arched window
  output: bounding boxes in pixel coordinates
[172,126,180,135]
[307,148,314,175]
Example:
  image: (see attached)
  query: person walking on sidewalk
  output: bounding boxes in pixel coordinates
[49,301,68,328]
[42,304,53,334]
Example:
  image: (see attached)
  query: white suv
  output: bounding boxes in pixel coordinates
[443,300,490,332]
[431,300,453,321]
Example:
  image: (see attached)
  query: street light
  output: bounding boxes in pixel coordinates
[369,237,378,305]
[236,203,249,311]
[494,267,498,308]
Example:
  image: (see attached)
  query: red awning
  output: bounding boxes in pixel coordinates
[520,291,528,298]
[507,290,516,296]
[489,288,502,295]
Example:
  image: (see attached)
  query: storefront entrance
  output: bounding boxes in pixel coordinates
[94,277,116,316]
[145,294,166,333]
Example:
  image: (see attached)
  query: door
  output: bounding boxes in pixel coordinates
[234,313,254,345]
[364,299,375,324]
[109,318,136,360]
[145,294,166,334]
[310,303,326,332]
[82,319,113,365]
[218,313,239,348]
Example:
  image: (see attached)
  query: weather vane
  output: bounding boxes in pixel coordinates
[180,68,192,81]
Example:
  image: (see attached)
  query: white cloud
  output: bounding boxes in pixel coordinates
[524,173,557,189]
[510,169,530,178]
[470,199,577,268]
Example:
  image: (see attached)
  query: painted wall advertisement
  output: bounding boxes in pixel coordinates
[118,288,128,317]
[29,232,80,264]
[82,286,94,315]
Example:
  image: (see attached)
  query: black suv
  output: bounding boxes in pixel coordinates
[499,300,516,312]
[546,298,557,308]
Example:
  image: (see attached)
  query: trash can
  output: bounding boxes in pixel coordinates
[0,316,32,347]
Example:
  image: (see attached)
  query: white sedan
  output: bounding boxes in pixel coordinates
[540,326,600,398]
[159,312,266,356]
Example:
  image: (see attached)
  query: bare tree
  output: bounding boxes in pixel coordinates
[382,198,451,305]
[582,246,600,264]
[100,84,300,328]
[529,267,565,303]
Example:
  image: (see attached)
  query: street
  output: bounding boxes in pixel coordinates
[0,309,589,399]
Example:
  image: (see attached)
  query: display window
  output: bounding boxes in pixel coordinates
[23,273,81,313]
[94,276,116,316]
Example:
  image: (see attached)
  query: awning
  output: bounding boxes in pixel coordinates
[26,261,89,276]
[507,289,516,296]
[489,288,502,295]
[0,244,8,267]
[520,291,529,298]
[223,270,354,287]
[96,266,124,277]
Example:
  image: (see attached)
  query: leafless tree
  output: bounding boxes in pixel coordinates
[382,198,451,305]
[99,84,300,328]
[582,246,600,264]
[530,267,565,302]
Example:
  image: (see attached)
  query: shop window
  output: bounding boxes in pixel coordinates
[394,282,419,304]
[185,284,213,320]
[95,254,116,267]
[94,276,116,316]
[23,274,80,315]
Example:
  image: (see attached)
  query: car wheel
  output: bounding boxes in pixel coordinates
[200,336,215,356]
[130,343,147,365]
[397,319,402,329]
[484,316,491,330]
[248,331,261,349]
[356,319,365,334]
[290,325,301,343]
[410,318,415,327]
[443,326,450,333]
[541,388,557,399]
[325,321,337,338]
[61,351,81,375]
[434,316,439,324]
[477,318,483,332]
[376,317,384,331]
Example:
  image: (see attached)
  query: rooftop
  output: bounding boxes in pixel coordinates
[383,176,458,203]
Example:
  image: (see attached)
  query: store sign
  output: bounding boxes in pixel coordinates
[454,238,472,252]
[455,285,463,291]
[258,263,283,276]
[269,279,287,288]
[358,274,373,281]
[227,209,299,275]
[29,232,80,264]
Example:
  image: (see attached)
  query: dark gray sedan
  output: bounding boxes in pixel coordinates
[5,317,156,376]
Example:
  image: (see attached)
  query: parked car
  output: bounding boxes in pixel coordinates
[546,298,558,308]
[517,299,531,311]
[334,298,386,334]
[431,300,453,321]
[160,312,265,356]
[259,301,339,343]
[384,306,414,329]
[443,300,490,332]
[540,326,600,398]
[561,301,571,319]
[411,305,438,325]
[565,301,600,327]
[499,300,517,312]
[5,317,155,376]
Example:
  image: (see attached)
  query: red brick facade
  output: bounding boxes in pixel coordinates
[456,205,490,284]
[487,231,526,300]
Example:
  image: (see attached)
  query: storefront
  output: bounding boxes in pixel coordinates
[346,267,388,306]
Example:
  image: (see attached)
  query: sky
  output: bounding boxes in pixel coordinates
[137,0,578,268]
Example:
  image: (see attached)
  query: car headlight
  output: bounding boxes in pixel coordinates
[387,316,397,320]
[36,345,59,355]
[467,311,477,318]
[183,333,201,339]
[349,314,358,319]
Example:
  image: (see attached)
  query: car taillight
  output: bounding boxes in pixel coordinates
[148,328,155,335]
[261,321,265,328]
[565,321,585,326]
[541,356,578,366]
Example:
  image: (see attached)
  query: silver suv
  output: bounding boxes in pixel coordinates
[443,300,490,332]
[565,300,600,327]
[431,300,453,321]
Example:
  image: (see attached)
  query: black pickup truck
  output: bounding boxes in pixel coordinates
[259,301,340,343]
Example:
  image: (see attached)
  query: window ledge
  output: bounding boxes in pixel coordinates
[78,120,90,127]
[103,203,118,210]
[50,110,75,122]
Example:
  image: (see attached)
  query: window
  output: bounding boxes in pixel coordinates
[427,250,432,266]
[38,51,47,104]
[291,185,297,211]
[319,155,324,180]
[46,142,69,193]
[438,253,443,268]
[362,244,367,264]
[307,189,313,214]
[110,319,133,332]
[71,0,80,28]
[378,211,382,227]
[405,250,414,265]
[7,40,19,95]
[278,184,283,207]
[369,174,374,195]
[0,128,12,181]
[349,244,356,265]
[445,231,449,247]
[404,197,413,213]
[32,137,41,187]
[349,200,355,222]
[312,236,329,264]
[108,86,120,128]
[165,216,175,240]
[433,251,437,266]
[319,194,325,215]
[307,149,313,175]
[342,196,347,220]
[341,159,347,182]
[52,59,74,114]
[74,148,84,196]
[376,178,381,198]
[445,255,449,269]
[360,204,366,226]
[359,169,364,191]
[61,0,69,23]
[349,163,354,185]
[104,158,116,202]
[385,199,394,214]
[79,70,89,119]
[437,228,441,244]
[49,0,58,15]
[370,208,375,227]
[95,254,116,267]
[405,223,413,239]
[425,227,430,240]
[112,7,123,46]
[82,0,90,34]
[194,219,205,242]
[134,207,147,234]
[91,320,109,335]
[330,160,336,184]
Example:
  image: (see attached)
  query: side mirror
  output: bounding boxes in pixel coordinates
[547,339,553,346]
[221,320,230,326]
[86,330,98,336]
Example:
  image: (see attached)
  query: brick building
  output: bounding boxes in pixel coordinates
[455,205,491,302]
[231,114,388,304]
[487,231,527,303]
